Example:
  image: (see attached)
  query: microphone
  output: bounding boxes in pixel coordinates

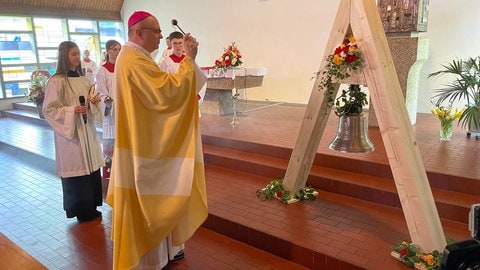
[79,96,87,124]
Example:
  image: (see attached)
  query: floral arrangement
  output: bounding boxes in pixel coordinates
[256,179,316,204]
[431,103,464,140]
[332,36,363,67]
[391,240,443,270]
[214,42,243,70]
[27,73,48,106]
[431,104,463,123]
[317,35,365,110]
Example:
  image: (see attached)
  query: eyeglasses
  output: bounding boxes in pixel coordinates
[141,28,162,35]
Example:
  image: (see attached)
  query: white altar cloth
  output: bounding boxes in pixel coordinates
[201,67,268,78]
[199,67,267,115]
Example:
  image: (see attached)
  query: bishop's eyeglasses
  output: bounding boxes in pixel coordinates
[141,28,162,35]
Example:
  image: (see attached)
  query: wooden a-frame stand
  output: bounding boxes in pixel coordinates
[281,0,446,252]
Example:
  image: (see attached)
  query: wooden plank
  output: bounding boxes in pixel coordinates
[282,0,351,193]
[350,0,445,252]
[0,232,47,270]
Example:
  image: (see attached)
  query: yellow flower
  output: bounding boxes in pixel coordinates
[421,254,436,266]
[454,108,463,118]
[333,54,344,65]
[431,104,464,122]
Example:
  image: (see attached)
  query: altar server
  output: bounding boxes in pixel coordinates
[43,41,104,223]
[159,31,206,110]
[81,49,97,84]
[95,39,121,178]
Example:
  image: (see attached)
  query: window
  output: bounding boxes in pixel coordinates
[0,15,125,99]
[0,16,32,31]
[0,35,36,65]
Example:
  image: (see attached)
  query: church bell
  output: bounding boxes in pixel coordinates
[328,113,374,153]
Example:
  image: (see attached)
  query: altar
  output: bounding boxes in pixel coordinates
[200,67,267,115]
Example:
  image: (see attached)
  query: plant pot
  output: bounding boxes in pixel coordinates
[467,116,480,134]
[36,103,45,119]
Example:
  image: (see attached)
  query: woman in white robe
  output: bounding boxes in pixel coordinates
[43,41,105,223]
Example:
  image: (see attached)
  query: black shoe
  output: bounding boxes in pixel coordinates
[171,251,184,262]
[77,215,96,223]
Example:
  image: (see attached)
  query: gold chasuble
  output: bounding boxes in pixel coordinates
[106,45,208,269]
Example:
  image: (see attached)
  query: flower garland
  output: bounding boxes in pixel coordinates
[27,73,48,106]
[391,240,443,270]
[317,35,364,108]
[214,42,243,70]
[256,179,316,204]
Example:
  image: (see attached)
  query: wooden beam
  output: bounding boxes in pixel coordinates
[350,0,445,252]
[282,0,351,193]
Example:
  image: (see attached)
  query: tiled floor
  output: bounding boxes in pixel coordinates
[0,101,478,269]
[0,120,307,268]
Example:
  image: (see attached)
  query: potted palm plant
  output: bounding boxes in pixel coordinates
[428,56,480,136]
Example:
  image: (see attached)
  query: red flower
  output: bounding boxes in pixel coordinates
[334,46,344,55]
[345,53,357,64]
[400,248,408,257]
[276,191,283,198]
[214,42,243,69]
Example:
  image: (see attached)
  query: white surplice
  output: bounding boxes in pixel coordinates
[42,75,104,177]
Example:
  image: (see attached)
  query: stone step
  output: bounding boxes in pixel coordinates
[1,108,50,127]
[202,141,478,224]
[2,104,477,225]
[1,103,104,134]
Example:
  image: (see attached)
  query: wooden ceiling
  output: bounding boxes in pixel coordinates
[0,0,124,20]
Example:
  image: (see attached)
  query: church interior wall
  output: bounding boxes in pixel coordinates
[122,0,480,114]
